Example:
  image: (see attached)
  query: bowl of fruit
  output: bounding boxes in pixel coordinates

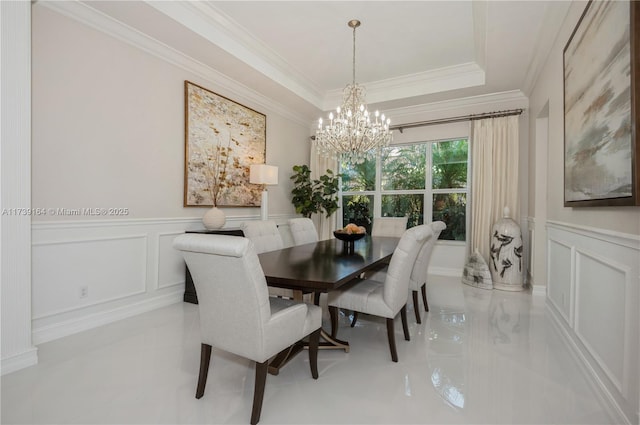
[334,223,367,242]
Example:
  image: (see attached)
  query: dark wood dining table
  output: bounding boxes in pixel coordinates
[257,235,400,374]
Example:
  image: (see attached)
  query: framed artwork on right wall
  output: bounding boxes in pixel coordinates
[563,0,640,207]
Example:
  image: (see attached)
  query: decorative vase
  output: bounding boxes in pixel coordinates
[202,207,226,230]
[489,206,524,291]
[462,248,493,290]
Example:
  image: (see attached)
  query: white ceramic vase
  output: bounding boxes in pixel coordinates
[202,207,226,230]
[489,206,524,291]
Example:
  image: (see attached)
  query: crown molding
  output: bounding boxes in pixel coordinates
[38,0,313,127]
[146,1,325,109]
[322,62,485,111]
[522,1,571,95]
[386,90,529,123]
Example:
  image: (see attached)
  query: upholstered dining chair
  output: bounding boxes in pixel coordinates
[327,224,432,362]
[368,221,446,324]
[371,216,409,237]
[241,220,296,299]
[288,217,319,245]
[347,216,410,327]
[408,221,446,323]
[240,220,283,254]
[173,234,322,425]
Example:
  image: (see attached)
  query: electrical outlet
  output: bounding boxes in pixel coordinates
[79,286,88,299]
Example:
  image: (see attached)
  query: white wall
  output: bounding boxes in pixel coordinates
[31,5,310,223]
[528,2,640,422]
[28,5,310,346]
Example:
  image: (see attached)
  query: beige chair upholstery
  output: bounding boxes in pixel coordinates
[173,234,321,425]
[327,224,432,362]
[369,221,446,324]
[371,216,409,237]
[241,220,299,299]
[408,221,446,323]
[364,216,410,287]
[240,220,283,254]
[288,217,319,245]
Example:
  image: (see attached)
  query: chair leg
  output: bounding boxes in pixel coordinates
[251,361,269,425]
[386,318,398,362]
[350,311,359,327]
[421,283,429,312]
[308,328,321,379]
[412,290,421,324]
[400,305,410,341]
[329,306,339,338]
[195,343,212,399]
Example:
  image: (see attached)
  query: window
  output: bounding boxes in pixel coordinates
[340,138,468,241]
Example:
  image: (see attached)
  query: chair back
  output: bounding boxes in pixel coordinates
[288,217,319,245]
[372,217,409,238]
[173,234,271,360]
[241,220,284,254]
[383,224,432,313]
[409,221,446,287]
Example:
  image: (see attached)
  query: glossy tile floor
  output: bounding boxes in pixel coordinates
[2,276,616,424]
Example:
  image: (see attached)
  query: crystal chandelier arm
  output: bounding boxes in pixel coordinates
[314,19,392,164]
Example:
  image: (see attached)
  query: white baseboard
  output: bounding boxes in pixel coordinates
[32,289,183,345]
[531,284,546,297]
[547,301,630,425]
[1,347,38,376]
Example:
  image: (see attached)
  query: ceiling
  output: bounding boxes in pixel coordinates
[81,1,571,121]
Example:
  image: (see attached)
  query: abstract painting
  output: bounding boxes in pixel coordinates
[563,0,639,206]
[184,81,266,207]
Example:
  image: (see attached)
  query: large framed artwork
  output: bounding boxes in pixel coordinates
[563,0,640,207]
[184,81,266,207]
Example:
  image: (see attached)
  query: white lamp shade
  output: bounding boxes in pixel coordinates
[250,164,278,185]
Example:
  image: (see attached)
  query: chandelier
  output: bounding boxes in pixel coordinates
[315,19,392,164]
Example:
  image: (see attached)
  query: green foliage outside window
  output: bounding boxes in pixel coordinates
[340,159,375,191]
[381,144,426,190]
[340,139,468,240]
[432,140,468,189]
[433,193,467,240]
[381,194,424,228]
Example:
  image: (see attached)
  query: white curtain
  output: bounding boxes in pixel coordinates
[310,141,338,240]
[470,115,520,263]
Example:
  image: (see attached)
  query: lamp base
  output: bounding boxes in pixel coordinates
[260,190,268,220]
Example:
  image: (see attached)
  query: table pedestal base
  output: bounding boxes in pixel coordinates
[267,329,350,375]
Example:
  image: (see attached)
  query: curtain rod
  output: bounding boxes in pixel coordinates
[390,108,524,133]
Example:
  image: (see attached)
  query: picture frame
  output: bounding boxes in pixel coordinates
[563,0,640,207]
[184,81,266,207]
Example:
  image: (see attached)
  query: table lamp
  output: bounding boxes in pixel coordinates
[250,164,278,220]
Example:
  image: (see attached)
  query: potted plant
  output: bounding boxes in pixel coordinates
[290,164,341,218]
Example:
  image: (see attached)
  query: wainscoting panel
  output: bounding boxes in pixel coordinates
[31,217,207,345]
[157,232,187,290]
[30,215,295,346]
[546,221,639,425]
[32,235,148,319]
[575,249,630,395]
[547,238,573,323]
